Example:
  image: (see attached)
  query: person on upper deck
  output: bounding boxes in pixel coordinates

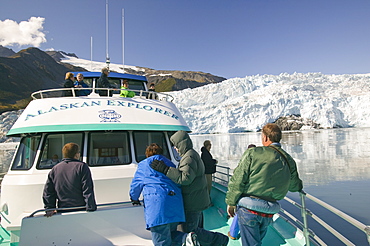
[63,72,75,97]
[150,131,229,246]
[226,123,303,246]
[97,67,113,96]
[120,79,135,98]
[43,143,97,217]
[74,73,90,96]
[130,143,200,246]
[146,83,159,100]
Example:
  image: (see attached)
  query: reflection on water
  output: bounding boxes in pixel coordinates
[191,128,370,245]
[191,127,370,186]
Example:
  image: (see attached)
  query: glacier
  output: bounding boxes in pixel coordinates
[169,72,370,134]
[62,56,370,134]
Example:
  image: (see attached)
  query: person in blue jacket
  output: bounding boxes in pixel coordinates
[74,73,90,96]
[130,143,200,246]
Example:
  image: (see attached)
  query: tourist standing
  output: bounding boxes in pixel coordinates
[226,123,303,246]
[200,140,217,195]
[150,130,229,246]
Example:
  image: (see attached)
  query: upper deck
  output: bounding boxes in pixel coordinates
[7,72,190,136]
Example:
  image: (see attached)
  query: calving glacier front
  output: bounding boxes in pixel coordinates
[170,72,370,133]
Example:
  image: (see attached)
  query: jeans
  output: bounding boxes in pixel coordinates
[151,222,186,246]
[237,206,273,246]
[238,196,280,214]
[179,210,229,246]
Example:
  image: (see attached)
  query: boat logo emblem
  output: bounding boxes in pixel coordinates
[99,110,122,122]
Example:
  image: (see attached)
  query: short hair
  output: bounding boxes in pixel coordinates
[262,123,282,143]
[77,73,84,78]
[149,83,155,87]
[65,72,74,80]
[203,140,211,147]
[101,67,109,73]
[145,143,163,158]
[62,143,80,159]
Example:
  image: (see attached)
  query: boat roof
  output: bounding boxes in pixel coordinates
[73,71,147,81]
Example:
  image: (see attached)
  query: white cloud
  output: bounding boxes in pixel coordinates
[0,17,47,47]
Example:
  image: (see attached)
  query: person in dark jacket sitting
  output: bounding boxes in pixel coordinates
[200,140,218,195]
[63,72,75,97]
[43,143,97,217]
[97,67,113,96]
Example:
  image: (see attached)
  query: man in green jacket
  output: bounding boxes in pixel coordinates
[226,123,303,246]
[151,130,229,246]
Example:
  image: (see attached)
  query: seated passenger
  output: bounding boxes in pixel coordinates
[97,67,113,96]
[120,79,135,98]
[63,72,75,97]
[146,83,159,100]
[74,73,90,96]
[47,154,60,166]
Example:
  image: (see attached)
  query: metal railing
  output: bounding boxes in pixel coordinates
[30,88,174,102]
[28,201,133,218]
[214,165,370,246]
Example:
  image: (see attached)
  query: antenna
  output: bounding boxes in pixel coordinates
[90,36,93,71]
[105,0,110,69]
[122,8,125,73]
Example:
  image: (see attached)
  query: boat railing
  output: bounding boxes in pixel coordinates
[30,88,174,102]
[214,164,370,246]
[28,201,134,218]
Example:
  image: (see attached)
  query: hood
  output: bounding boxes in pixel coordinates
[170,130,193,156]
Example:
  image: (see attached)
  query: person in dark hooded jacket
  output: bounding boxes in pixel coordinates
[150,131,229,246]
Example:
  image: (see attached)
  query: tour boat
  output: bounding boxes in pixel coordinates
[0,72,368,245]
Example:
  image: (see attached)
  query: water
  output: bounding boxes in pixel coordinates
[1,128,369,244]
[191,128,370,245]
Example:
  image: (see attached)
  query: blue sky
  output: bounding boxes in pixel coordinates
[1,0,370,78]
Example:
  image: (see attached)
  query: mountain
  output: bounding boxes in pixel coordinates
[0,45,16,57]
[0,48,87,112]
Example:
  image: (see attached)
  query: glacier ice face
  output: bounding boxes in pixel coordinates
[169,72,370,134]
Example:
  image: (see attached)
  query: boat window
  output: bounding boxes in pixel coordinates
[37,133,84,169]
[133,132,170,162]
[88,131,131,166]
[11,135,41,170]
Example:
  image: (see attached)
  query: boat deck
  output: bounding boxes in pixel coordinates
[205,182,308,246]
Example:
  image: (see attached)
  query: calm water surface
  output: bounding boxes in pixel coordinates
[1,128,369,245]
[191,127,370,245]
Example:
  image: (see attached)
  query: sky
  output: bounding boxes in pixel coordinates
[1,0,370,78]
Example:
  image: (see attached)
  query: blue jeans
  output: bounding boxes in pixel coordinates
[150,222,186,246]
[237,206,273,246]
[179,210,229,246]
[238,196,280,214]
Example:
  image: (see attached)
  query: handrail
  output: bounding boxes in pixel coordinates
[28,201,133,218]
[30,88,174,102]
[214,165,370,246]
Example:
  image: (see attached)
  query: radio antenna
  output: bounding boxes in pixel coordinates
[105,0,110,69]
[122,8,125,73]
